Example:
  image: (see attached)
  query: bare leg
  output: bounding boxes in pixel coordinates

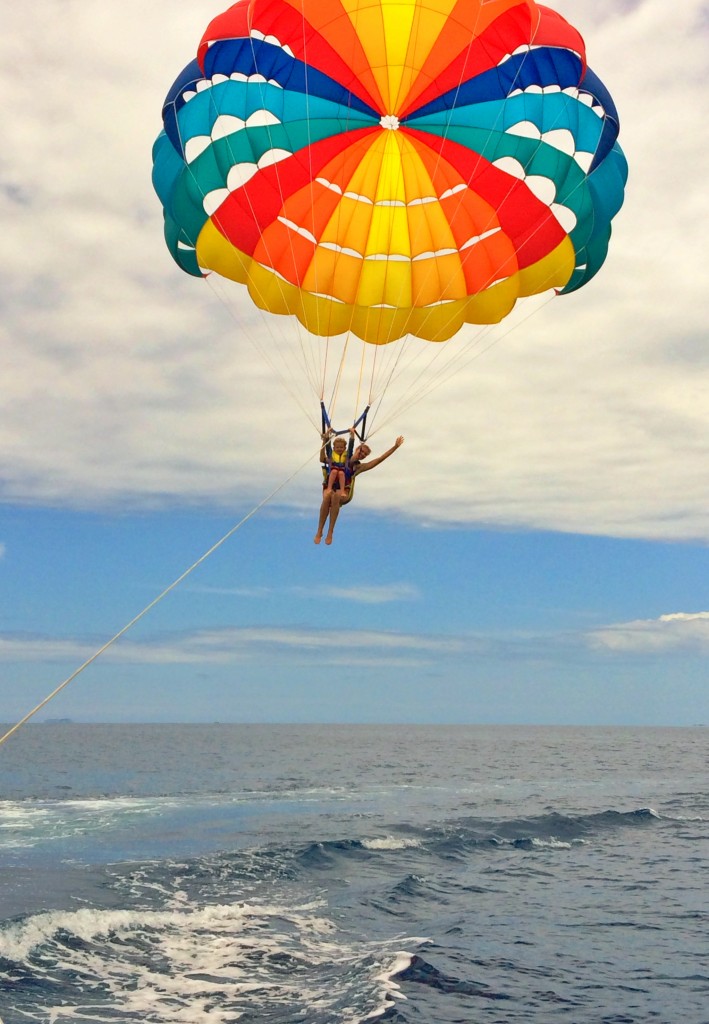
[314,490,330,544]
[324,492,342,545]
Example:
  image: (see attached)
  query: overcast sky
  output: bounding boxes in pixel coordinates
[1,0,708,732]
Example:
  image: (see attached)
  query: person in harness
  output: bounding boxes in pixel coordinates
[314,428,404,545]
[323,432,354,497]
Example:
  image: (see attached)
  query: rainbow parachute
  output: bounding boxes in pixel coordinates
[152,0,627,346]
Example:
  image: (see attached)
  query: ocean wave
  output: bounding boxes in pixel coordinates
[0,796,665,867]
[393,953,511,1001]
[0,899,421,1024]
[0,796,183,850]
[424,807,664,853]
[511,836,583,850]
[286,808,664,874]
[362,837,422,852]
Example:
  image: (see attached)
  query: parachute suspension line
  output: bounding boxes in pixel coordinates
[168,88,319,425]
[308,4,426,439]
[357,329,372,422]
[299,0,317,298]
[381,296,545,430]
[372,290,557,436]
[178,71,333,429]
[184,30,366,446]
[326,331,373,437]
[321,24,364,423]
[423,0,487,195]
[322,0,584,443]
[311,18,386,440]
[355,343,394,443]
[353,110,421,438]
[320,335,331,408]
[392,329,490,415]
[323,329,355,427]
[364,238,564,433]
[320,329,362,435]
[403,10,578,348]
[293,0,324,346]
[298,0,351,419]
[429,28,620,348]
[239,32,326,401]
[360,339,411,436]
[241,12,371,438]
[341,0,500,440]
[373,72,607,432]
[205,275,318,431]
[0,451,317,751]
[367,343,381,412]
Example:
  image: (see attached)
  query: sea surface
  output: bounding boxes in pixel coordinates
[0,723,707,1024]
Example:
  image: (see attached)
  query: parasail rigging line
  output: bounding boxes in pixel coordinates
[307,2,558,439]
[154,2,625,446]
[0,450,316,751]
[172,58,375,436]
[361,36,617,433]
[168,51,343,428]
[369,60,621,431]
[371,291,557,436]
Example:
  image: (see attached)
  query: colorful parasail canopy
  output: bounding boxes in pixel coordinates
[152,0,628,345]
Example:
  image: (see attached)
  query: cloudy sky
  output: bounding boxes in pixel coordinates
[1,0,708,732]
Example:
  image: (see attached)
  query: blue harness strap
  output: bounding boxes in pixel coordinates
[320,401,369,442]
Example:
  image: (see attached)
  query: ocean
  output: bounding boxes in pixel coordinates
[0,723,706,1024]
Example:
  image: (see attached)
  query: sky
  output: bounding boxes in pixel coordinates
[1,0,708,730]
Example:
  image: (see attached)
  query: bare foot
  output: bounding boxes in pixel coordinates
[314,533,322,544]
[325,534,334,545]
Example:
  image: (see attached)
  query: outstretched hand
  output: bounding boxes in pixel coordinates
[394,436,404,448]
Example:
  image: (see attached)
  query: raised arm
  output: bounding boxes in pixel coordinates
[319,429,334,465]
[354,436,404,475]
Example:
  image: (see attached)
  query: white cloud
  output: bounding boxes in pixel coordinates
[0,625,462,668]
[1,2,708,540]
[588,611,709,654]
[187,582,420,603]
[2,606,706,690]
